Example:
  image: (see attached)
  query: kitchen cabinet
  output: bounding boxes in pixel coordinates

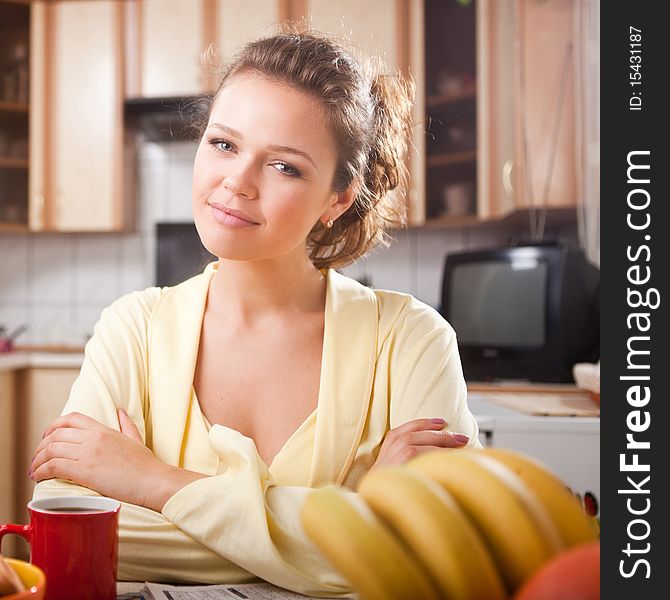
[0,370,17,556]
[0,358,80,560]
[127,0,206,98]
[477,0,579,224]
[29,0,131,232]
[0,0,30,230]
[299,0,401,71]
[125,0,287,98]
[415,0,580,228]
[12,366,79,559]
[0,0,131,233]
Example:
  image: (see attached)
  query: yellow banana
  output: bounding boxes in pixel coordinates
[480,448,599,546]
[300,486,440,600]
[408,448,563,591]
[358,467,506,600]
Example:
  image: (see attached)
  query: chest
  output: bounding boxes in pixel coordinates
[193,317,324,465]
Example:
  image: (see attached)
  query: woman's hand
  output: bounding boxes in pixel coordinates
[371,418,470,470]
[29,411,204,512]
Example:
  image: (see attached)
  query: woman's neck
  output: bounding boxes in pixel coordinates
[207,253,327,326]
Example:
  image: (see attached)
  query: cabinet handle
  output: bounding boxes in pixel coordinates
[502,159,514,198]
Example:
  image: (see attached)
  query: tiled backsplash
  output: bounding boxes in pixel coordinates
[0,137,576,347]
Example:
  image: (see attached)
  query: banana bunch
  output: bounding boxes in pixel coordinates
[300,447,597,600]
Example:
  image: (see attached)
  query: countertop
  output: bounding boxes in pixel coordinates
[0,350,84,372]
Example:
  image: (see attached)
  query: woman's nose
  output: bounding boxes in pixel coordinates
[222,161,258,199]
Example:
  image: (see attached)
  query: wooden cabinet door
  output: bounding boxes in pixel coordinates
[30,0,127,232]
[15,368,80,537]
[301,0,401,71]
[0,371,17,555]
[212,0,284,89]
[478,0,578,221]
[136,0,206,97]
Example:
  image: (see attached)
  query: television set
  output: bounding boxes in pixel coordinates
[440,243,599,383]
[156,222,215,287]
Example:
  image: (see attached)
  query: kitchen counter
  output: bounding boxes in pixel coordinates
[468,388,600,507]
[0,351,84,372]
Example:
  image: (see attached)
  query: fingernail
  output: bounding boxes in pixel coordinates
[453,433,470,444]
[431,418,446,424]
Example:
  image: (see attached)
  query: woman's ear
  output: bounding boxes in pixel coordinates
[323,185,356,223]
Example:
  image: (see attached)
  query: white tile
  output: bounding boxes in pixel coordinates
[167,161,195,222]
[0,235,29,302]
[416,228,467,309]
[168,141,198,162]
[73,236,120,305]
[138,164,170,232]
[137,139,170,164]
[73,306,105,346]
[29,306,74,346]
[359,230,413,295]
[339,258,371,286]
[465,227,510,250]
[119,233,153,296]
[0,304,30,345]
[143,233,157,287]
[30,236,74,305]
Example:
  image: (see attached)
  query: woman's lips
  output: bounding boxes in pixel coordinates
[208,202,260,228]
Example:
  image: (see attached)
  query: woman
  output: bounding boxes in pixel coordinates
[30,30,479,595]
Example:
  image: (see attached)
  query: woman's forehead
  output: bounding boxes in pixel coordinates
[208,74,335,163]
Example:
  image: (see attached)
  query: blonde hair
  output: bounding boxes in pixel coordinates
[204,27,415,269]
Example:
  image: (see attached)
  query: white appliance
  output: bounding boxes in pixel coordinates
[468,390,600,521]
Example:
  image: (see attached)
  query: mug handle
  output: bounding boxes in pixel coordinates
[0,524,32,553]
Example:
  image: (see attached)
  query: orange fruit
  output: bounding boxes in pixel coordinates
[513,541,600,600]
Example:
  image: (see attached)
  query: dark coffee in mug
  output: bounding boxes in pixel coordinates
[0,496,120,600]
[44,507,107,513]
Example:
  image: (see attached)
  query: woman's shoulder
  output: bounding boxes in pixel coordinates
[373,286,453,338]
[102,264,215,325]
[96,286,165,338]
[331,269,453,339]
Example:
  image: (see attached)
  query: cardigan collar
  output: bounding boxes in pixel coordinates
[147,262,379,486]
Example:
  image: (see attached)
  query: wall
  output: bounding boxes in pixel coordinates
[0,137,577,347]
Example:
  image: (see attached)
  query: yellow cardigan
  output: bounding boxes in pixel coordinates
[34,263,479,596]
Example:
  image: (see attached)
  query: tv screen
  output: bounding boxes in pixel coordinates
[156,222,215,287]
[441,243,599,383]
[449,259,547,348]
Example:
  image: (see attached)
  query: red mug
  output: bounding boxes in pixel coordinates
[0,496,120,600]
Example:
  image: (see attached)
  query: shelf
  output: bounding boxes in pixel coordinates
[0,101,29,114]
[0,157,28,168]
[427,150,476,168]
[418,214,480,228]
[0,223,29,233]
[408,206,578,231]
[426,86,476,108]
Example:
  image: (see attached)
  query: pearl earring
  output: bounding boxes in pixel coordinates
[325,219,334,229]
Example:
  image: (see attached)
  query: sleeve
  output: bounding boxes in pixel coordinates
[33,289,355,594]
[386,297,481,446]
[32,288,255,585]
[160,429,354,596]
[155,297,476,597]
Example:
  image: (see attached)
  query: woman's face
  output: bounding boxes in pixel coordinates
[192,73,349,263]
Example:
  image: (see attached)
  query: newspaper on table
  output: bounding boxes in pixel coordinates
[117,581,356,600]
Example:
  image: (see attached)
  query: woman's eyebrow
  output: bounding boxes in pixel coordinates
[208,122,317,168]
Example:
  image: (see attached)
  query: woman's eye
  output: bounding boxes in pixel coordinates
[272,162,300,177]
[209,139,234,152]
